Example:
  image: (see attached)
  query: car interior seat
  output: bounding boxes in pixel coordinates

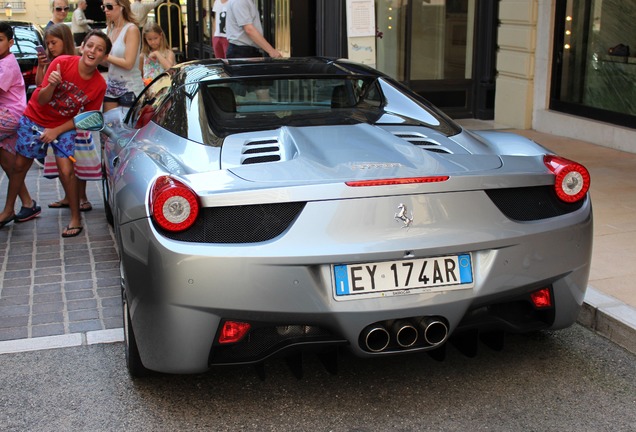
[331,85,351,108]
[209,86,237,113]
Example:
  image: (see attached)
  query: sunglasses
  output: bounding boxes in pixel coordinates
[55,6,70,11]
[101,3,116,10]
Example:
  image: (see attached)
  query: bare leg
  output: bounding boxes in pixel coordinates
[55,156,82,232]
[55,179,88,206]
[0,148,35,210]
[79,179,88,203]
[0,153,34,221]
[78,179,92,211]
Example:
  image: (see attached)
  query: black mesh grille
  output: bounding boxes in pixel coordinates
[210,325,345,364]
[157,202,306,243]
[485,186,584,221]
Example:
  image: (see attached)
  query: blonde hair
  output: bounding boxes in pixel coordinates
[50,0,69,10]
[141,22,170,56]
[107,0,139,29]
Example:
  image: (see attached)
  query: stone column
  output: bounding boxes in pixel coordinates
[494,0,538,129]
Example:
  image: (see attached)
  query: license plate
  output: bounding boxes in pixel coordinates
[333,254,473,300]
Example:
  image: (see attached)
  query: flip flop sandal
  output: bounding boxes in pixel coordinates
[62,226,83,238]
[80,201,93,212]
[0,215,15,228]
[49,201,70,209]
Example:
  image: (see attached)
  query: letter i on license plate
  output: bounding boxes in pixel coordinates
[333,254,473,300]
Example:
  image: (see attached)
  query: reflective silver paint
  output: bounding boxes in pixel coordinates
[98,59,593,374]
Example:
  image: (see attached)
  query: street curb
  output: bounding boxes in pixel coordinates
[578,286,636,355]
[0,329,123,355]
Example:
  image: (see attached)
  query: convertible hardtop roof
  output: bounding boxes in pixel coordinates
[172,57,385,83]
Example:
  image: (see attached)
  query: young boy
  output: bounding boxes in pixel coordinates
[0,22,39,228]
[0,30,112,237]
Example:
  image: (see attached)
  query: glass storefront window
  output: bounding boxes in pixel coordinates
[551,0,636,127]
[375,0,407,81]
[410,0,474,80]
[375,0,475,82]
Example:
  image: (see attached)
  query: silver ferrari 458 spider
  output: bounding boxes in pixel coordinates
[76,57,592,377]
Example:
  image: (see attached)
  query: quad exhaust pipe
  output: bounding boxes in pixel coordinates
[361,316,449,352]
[392,320,419,348]
[363,325,391,352]
[418,318,448,346]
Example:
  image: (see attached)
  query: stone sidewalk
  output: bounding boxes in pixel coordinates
[0,167,122,343]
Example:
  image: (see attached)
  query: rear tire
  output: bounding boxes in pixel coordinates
[122,287,151,378]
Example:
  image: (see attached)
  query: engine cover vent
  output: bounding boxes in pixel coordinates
[393,132,452,154]
[242,139,281,165]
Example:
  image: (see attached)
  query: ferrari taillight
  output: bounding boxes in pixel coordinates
[149,175,199,232]
[218,321,251,344]
[544,155,590,203]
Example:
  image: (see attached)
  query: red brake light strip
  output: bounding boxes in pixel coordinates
[346,176,450,187]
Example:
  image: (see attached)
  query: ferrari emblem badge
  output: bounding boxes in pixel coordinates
[394,203,413,228]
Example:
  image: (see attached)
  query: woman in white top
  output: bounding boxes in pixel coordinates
[102,0,144,112]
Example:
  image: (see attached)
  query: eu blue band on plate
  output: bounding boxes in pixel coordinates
[334,265,349,296]
[458,254,473,284]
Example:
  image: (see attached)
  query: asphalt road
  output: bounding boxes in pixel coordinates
[1,324,635,432]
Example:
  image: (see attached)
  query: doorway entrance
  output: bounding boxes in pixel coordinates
[375,0,498,119]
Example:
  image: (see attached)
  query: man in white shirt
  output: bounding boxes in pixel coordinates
[225,0,282,58]
[131,0,166,30]
[71,0,94,46]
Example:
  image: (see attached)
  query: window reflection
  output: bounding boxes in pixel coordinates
[555,0,636,117]
[374,0,475,81]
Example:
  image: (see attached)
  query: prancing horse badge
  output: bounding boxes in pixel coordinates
[394,203,413,228]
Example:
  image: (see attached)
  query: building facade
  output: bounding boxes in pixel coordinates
[6,0,635,153]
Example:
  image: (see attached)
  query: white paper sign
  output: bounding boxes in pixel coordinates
[346,0,375,38]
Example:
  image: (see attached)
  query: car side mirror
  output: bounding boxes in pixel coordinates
[73,111,105,131]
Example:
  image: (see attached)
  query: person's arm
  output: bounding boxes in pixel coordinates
[107,26,141,70]
[139,54,145,77]
[41,119,75,144]
[243,23,282,58]
[35,59,49,86]
[143,0,165,15]
[74,9,93,26]
[149,49,175,71]
[37,63,61,106]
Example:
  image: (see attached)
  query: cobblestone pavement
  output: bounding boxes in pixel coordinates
[0,165,122,342]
